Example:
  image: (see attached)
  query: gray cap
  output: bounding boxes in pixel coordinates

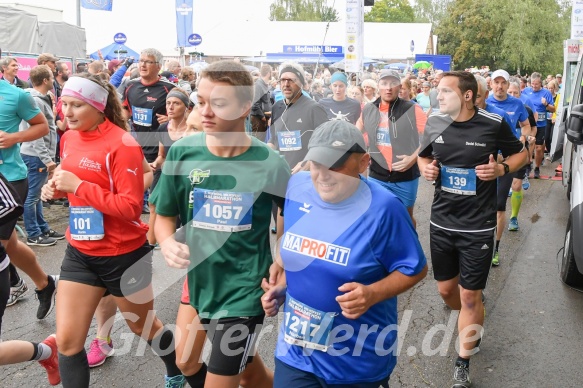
[379,69,401,81]
[304,120,366,168]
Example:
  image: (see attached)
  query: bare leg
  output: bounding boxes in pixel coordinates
[406,206,417,229]
[95,295,117,340]
[240,354,273,388]
[1,230,48,290]
[0,341,35,365]
[458,287,484,358]
[175,303,206,376]
[437,277,461,310]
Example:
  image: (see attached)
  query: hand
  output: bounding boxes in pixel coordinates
[541,97,547,106]
[160,238,190,269]
[150,160,159,171]
[156,114,169,124]
[46,161,57,172]
[41,179,57,201]
[475,154,501,181]
[336,282,374,319]
[422,159,440,181]
[392,154,417,172]
[52,170,83,193]
[292,160,310,174]
[0,131,18,149]
[123,57,134,67]
[261,262,284,292]
[261,284,287,317]
[97,49,104,60]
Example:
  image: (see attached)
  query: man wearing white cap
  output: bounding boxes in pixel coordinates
[486,69,532,265]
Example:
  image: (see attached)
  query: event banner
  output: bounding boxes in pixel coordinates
[176,0,194,47]
[81,0,113,11]
[572,0,583,39]
[345,0,364,73]
[11,56,72,81]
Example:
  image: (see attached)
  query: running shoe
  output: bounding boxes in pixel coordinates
[36,275,58,319]
[492,251,500,267]
[43,229,66,240]
[26,235,57,247]
[522,176,530,190]
[165,374,186,388]
[533,168,540,179]
[142,203,150,214]
[87,338,114,368]
[508,217,519,231]
[7,279,28,306]
[39,334,61,386]
[452,362,472,388]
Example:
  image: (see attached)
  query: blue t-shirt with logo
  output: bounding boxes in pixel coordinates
[0,80,41,181]
[276,172,426,385]
[486,95,528,138]
[522,87,553,127]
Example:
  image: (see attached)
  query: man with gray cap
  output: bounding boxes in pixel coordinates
[268,62,328,174]
[357,69,426,227]
[262,119,427,388]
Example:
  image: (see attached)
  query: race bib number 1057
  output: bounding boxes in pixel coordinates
[192,189,253,232]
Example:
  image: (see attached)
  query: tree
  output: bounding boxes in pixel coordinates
[414,0,452,27]
[269,0,339,22]
[364,0,415,23]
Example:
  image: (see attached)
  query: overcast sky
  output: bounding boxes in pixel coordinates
[0,0,352,55]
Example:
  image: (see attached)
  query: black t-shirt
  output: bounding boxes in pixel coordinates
[318,97,362,124]
[268,95,328,169]
[123,78,175,162]
[419,108,524,232]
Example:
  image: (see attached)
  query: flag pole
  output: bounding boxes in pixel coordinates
[76,0,81,27]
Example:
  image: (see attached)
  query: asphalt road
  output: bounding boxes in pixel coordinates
[2,160,583,387]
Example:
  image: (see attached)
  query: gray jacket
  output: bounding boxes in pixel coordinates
[19,88,57,166]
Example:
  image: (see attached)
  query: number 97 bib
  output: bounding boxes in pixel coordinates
[192,189,253,232]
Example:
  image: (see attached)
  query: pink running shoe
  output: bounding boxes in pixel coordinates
[87,338,114,368]
[38,334,61,386]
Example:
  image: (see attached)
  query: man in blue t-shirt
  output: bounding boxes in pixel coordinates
[522,72,555,178]
[262,120,427,388]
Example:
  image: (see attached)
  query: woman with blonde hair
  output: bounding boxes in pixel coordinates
[361,78,378,103]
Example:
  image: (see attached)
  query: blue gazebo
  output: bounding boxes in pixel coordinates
[89,43,140,60]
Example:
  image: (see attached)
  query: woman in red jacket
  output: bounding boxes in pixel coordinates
[41,74,182,388]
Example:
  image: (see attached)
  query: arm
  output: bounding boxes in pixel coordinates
[155,214,190,269]
[142,158,153,190]
[336,266,427,319]
[109,64,128,88]
[0,113,48,149]
[418,155,439,181]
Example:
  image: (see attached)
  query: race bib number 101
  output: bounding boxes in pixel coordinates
[70,206,105,240]
[192,189,253,232]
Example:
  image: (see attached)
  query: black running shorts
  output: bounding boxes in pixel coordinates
[200,315,264,376]
[60,242,153,297]
[429,224,495,290]
[535,126,545,145]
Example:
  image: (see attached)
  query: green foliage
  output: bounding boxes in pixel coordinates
[435,0,570,74]
[269,0,339,22]
[414,0,452,27]
[364,0,415,23]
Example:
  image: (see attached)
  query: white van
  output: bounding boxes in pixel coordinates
[551,40,583,287]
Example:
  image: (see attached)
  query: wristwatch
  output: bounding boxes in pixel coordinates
[501,162,510,175]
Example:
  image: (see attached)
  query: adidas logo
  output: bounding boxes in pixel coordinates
[127,277,137,285]
[143,88,149,93]
[435,135,444,144]
[297,118,303,123]
[481,244,489,250]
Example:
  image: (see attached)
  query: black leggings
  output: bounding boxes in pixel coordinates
[545,119,554,153]
[0,264,10,337]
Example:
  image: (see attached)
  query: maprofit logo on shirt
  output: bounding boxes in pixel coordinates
[282,232,351,266]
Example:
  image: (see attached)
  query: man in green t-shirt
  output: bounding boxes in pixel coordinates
[154,60,291,388]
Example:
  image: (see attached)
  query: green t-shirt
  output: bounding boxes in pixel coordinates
[154,132,291,317]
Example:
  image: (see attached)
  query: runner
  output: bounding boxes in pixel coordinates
[0,172,60,386]
[418,71,526,388]
[262,119,427,388]
[522,72,555,179]
[485,70,533,265]
[318,71,362,124]
[357,69,427,227]
[40,74,182,388]
[153,60,291,388]
[0,75,58,319]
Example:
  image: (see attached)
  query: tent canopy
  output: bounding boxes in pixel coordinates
[90,43,139,60]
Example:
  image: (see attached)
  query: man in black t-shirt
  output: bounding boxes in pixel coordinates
[418,71,526,388]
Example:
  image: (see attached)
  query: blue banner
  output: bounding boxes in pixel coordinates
[176,0,194,47]
[81,0,113,11]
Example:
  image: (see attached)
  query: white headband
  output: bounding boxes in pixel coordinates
[62,77,108,112]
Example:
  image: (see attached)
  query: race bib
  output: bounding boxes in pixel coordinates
[441,166,477,196]
[192,189,253,232]
[376,127,391,146]
[132,106,153,127]
[69,206,104,240]
[277,131,302,151]
[546,111,553,120]
[284,293,336,352]
[537,112,546,123]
